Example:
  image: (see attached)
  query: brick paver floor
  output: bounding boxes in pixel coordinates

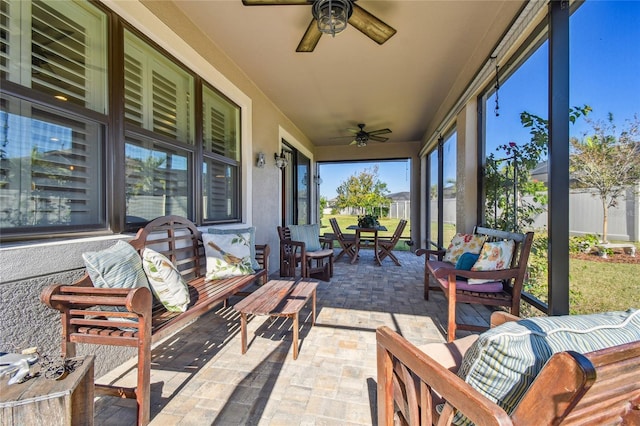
[94,249,491,425]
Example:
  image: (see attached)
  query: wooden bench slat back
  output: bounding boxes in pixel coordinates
[130,215,205,282]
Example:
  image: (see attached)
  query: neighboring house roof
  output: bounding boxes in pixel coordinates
[387,192,410,201]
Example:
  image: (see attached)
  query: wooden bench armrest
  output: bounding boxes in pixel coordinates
[41,280,153,316]
[416,248,446,260]
[433,267,519,281]
[376,326,511,425]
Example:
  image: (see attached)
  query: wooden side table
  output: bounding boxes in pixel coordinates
[0,355,94,425]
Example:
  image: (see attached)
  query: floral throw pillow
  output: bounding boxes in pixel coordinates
[202,231,255,280]
[468,240,515,284]
[141,248,190,312]
[442,233,486,265]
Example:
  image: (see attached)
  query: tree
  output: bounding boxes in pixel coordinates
[334,165,391,216]
[570,113,640,243]
[485,106,590,232]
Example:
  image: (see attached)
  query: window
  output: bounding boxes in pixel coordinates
[427,148,439,248]
[0,0,107,235]
[124,30,194,143]
[442,131,457,241]
[123,30,195,225]
[0,0,245,239]
[202,85,240,222]
[1,0,108,112]
[125,134,190,222]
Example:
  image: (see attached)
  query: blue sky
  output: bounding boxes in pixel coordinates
[320,1,639,199]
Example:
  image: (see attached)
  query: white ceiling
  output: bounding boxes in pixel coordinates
[172,0,525,147]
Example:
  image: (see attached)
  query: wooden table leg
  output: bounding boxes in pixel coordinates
[373,231,381,266]
[292,313,299,360]
[351,232,360,264]
[240,312,248,354]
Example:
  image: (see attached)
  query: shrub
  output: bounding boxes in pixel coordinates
[569,234,599,254]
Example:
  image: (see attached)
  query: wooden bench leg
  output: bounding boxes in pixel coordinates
[292,312,299,360]
[241,312,248,354]
[137,320,151,425]
[312,288,316,326]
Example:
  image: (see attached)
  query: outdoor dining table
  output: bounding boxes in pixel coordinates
[346,225,388,265]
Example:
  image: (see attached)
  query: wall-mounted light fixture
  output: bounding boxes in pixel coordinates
[256,152,265,168]
[274,150,288,169]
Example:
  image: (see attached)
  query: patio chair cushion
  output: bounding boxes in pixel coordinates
[289,224,322,252]
[468,240,515,284]
[202,231,255,280]
[442,233,486,265]
[453,309,640,425]
[209,227,260,269]
[141,248,190,312]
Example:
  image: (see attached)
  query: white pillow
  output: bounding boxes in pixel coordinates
[141,248,190,312]
[202,232,255,280]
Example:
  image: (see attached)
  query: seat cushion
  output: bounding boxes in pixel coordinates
[454,309,640,425]
[428,260,504,292]
[306,248,334,259]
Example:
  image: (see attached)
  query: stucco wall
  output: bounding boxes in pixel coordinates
[0,237,137,378]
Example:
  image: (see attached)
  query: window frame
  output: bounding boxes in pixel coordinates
[0,0,247,242]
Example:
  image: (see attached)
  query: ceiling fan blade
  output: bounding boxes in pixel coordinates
[349,139,358,145]
[242,0,310,5]
[348,4,397,45]
[369,135,389,143]
[367,128,392,136]
[296,19,322,52]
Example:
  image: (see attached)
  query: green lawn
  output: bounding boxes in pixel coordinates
[569,258,640,314]
[321,214,412,250]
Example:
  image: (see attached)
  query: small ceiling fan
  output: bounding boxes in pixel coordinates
[343,123,392,147]
[241,0,397,52]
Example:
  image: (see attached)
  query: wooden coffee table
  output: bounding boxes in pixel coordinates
[234,278,317,360]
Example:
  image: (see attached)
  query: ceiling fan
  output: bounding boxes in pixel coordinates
[343,123,392,147]
[241,0,397,52]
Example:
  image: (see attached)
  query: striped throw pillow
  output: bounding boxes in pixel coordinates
[452,309,640,425]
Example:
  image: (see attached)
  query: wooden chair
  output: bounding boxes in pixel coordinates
[329,218,357,262]
[376,312,640,426]
[277,225,333,281]
[376,219,407,266]
[416,227,534,342]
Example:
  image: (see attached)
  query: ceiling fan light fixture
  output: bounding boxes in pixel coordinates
[312,0,352,37]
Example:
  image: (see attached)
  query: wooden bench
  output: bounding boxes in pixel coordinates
[417,226,534,341]
[40,215,269,426]
[377,312,640,425]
